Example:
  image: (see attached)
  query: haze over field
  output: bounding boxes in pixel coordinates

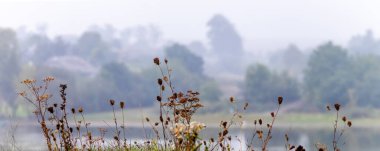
[1,0,380,51]
[1,0,380,150]
[0,0,379,113]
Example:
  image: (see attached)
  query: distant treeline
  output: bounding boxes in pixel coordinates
[1,15,380,116]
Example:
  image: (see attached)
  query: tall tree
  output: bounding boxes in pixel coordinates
[72,31,113,66]
[348,30,380,55]
[270,44,307,78]
[207,14,244,73]
[304,42,352,108]
[245,64,299,108]
[164,43,204,75]
[350,55,380,107]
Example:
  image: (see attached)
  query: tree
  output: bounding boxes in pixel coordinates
[72,31,114,66]
[21,34,69,65]
[165,43,204,75]
[245,64,299,108]
[207,14,243,55]
[350,55,380,107]
[270,44,307,78]
[304,42,352,108]
[207,14,244,73]
[348,30,380,55]
[0,28,21,114]
[199,80,222,103]
[76,62,154,112]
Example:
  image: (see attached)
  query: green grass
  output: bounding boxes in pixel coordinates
[83,108,380,128]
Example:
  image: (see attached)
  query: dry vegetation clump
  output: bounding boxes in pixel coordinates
[18,57,352,151]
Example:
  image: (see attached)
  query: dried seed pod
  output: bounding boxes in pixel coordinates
[120,101,125,109]
[153,58,160,65]
[347,121,352,127]
[278,96,283,105]
[156,96,162,102]
[223,129,228,136]
[334,103,340,111]
[157,78,163,85]
[342,116,347,122]
[222,121,227,128]
[109,99,115,106]
[48,107,54,114]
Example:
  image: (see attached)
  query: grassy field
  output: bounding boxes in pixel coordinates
[82,107,380,128]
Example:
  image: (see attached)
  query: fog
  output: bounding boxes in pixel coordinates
[2,0,380,51]
[1,0,380,150]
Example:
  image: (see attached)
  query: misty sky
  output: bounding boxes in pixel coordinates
[1,0,380,51]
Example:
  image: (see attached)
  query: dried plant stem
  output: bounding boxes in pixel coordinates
[262,104,281,151]
[333,110,339,150]
[111,104,121,148]
[121,106,127,148]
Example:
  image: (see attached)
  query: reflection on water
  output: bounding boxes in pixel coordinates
[1,121,379,151]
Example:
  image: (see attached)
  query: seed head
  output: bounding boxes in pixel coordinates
[222,121,227,128]
[295,145,305,151]
[78,107,83,113]
[157,78,163,85]
[109,99,115,106]
[334,103,340,111]
[71,108,75,114]
[229,97,234,103]
[326,105,331,111]
[48,107,54,114]
[59,84,67,90]
[156,96,162,102]
[120,101,125,109]
[161,85,165,91]
[259,119,263,125]
[278,96,283,105]
[347,121,352,127]
[271,112,275,117]
[153,58,160,65]
[222,129,228,136]
[342,116,347,122]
